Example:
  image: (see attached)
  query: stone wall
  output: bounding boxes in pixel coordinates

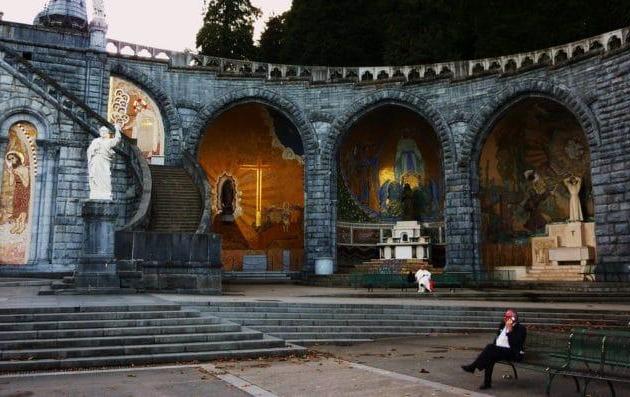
[1,20,628,276]
[0,25,138,272]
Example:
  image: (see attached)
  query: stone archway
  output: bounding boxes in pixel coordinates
[461,80,603,276]
[328,91,455,272]
[464,80,601,168]
[191,91,321,272]
[188,89,325,272]
[469,89,599,280]
[0,98,58,266]
[324,90,455,169]
[188,88,319,163]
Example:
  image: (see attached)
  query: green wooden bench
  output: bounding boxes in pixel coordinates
[359,270,415,291]
[499,329,630,396]
[358,271,471,291]
[431,272,471,288]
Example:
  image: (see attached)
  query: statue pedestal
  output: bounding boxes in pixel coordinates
[75,200,120,290]
[527,221,596,281]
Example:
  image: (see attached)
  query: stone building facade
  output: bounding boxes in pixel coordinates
[0,4,628,280]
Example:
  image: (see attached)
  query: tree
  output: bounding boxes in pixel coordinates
[258,13,288,64]
[280,0,390,66]
[196,0,261,60]
[252,0,630,66]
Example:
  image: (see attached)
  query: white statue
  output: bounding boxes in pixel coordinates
[563,175,583,222]
[87,125,122,200]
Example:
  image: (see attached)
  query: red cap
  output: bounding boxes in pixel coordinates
[504,309,518,320]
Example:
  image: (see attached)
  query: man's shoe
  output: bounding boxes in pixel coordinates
[461,364,475,373]
[479,383,492,390]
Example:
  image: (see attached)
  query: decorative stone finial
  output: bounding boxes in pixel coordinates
[89,0,109,50]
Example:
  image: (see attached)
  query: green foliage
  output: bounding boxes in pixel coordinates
[337,172,373,223]
[196,0,261,60]
[258,13,288,63]
[255,0,630,66]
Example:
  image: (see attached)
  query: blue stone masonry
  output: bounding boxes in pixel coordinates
[0,20,628,278]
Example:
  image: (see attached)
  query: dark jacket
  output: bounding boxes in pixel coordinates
[495,321,527,361]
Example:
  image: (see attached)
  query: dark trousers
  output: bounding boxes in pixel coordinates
[472,344,514,385]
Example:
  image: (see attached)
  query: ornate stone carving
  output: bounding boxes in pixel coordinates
[109,88,130,128]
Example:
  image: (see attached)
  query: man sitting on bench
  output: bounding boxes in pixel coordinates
[461,309,527,390]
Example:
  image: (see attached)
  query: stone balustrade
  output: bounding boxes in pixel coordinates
[106,27,629,83]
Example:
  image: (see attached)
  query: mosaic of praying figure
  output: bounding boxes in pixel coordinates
[394,138,425,183]
[0,122,37,265]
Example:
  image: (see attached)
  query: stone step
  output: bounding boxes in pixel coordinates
[224,317,616,327]
[0,330,263,350]
[202,301,630,313]
[149,165,202,232]
[0,323,242,341]
[201,305,630,319]
[1,338,286,361]
[0,316,223,333]
[0,345,306,373]
[149,219,200,224]
[0,310,201,323]
[151,202,201,207]
[151,197,199,202]
[238,325,495,334]
[50,281,73,290]
[269,332,466,340]
[0,304,181,315]
[287,339,374,346]
[204,310,626,323]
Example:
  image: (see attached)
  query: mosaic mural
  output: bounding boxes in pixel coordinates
[479,99,594,268]
[338,106,443,221]
[0,122,38,265]
[107,77,165,164]
[197,104,305,271]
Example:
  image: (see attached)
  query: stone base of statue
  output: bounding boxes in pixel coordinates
[114,231,222,294]
[524,221,596,281]
[75,200,121,291]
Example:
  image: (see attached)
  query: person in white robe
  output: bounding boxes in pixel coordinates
[415,269,433,293]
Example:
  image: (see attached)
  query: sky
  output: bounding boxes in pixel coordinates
[0,0,292,51]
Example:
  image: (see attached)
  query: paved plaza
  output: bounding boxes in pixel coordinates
[1,282,629,396]
[2,333,628,397]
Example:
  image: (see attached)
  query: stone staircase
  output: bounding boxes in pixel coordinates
[0,304,303,373]
[521,265,586,281]
[352,259,439,275]
[196,302,630,346]
[148,165,202,232]
[223,271,298,284]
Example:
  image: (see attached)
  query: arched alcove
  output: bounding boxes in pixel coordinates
[197,103,305,272]
[478,98,595,278]
[0,121,38,265]
[336,105,446,270]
